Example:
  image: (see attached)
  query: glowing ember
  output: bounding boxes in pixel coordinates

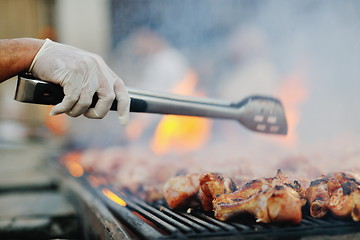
[62,152,84,177]
[151,70,212,155]
[65,161,84,178]
[102,188,127,207]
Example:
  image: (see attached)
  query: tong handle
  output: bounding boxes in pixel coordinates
[17,75,238,119]
[23,79,149,112]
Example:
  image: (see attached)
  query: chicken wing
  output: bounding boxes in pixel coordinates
[163,173,200,209]
[213,170,305,223]
[306,172,360,221]
[198,173,237,211]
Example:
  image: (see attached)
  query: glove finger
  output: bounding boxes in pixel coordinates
[50,71,83,116]
[66,91,94,117]
[84,92,114,119]
[50,94,78,116]
[114,80,130,125]
[95,59,129,123]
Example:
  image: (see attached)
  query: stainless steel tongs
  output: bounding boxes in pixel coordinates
[14,74,288,135]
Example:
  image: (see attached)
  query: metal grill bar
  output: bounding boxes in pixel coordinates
[129,197,193,234]
[176,211,224,232]
[228,222,251,231]
[190,210,237,232]
[155,205,209,233]
[127,202,179,235]
[89,185,164,240]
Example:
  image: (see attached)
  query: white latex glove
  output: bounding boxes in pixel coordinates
[29,39,130,125]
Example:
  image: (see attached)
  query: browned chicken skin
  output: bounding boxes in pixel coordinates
[198,173,238,211]
[163,173,200,209]
[212,170,305,223]
[163,170,305,223]
[213,184,303,223]
[164,170,360,223]
[305,178,330,218]
[164,172,237,210]
[306,172,360,221]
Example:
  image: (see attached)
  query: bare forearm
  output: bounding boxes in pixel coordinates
[0,38,44,83]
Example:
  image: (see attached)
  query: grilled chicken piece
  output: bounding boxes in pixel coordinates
[214,184,303,223]
[266,185,303,223]
[163,174,200,209]
[351,190,360,221]
[164,172,238,210]
[212,170,305,223]
[328,172,360,221]
[306,172,360,221]
[305,178,330,218]
[198,173,237,211]
[215,170,306,205]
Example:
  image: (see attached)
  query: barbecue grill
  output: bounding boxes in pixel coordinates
[59,164,360,240]
[9,61,360,240]
[2,1,360,239]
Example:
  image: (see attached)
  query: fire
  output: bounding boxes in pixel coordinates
[277,68,308,147]
[66,161,84,178]
[62,152,84,177]
[150,70,212,155]
[102,188,127,207]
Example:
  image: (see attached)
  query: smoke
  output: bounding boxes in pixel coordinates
[253,1,360,146]
[111,0,359,142]
[70,0,360,169]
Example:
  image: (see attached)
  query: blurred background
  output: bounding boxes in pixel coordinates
[1,0,360,172]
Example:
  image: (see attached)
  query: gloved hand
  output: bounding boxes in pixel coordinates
[29,39,130,125]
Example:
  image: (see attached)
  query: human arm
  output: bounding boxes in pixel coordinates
[0,38,130,123]
[0,38,43,82]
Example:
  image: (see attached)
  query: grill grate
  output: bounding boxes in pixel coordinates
[80,176,360,240]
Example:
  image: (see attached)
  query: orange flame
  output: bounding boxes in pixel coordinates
[62,152,84,177]
[102,188,127,207]
[277,68,308,146]
[66,161,84,177]
[150,70,212,155]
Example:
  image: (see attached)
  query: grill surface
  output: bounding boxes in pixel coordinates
[77,175,360,240]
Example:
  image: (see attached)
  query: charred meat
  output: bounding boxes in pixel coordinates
[163,173,200,209]
[198,173,238,211]
[305,178,330,218]
[306,172,360,221]
[213,170,305,223]
[163,170,305,224]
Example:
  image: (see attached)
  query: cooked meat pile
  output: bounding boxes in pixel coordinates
[164,170,306,224]
[164,170,360,223]
[64,148,360,224]
[306,172,360,221]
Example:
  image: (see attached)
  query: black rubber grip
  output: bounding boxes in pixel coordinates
[32,80,147,112]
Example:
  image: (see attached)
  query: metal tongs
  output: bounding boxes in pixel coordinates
[14,74,288,135]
